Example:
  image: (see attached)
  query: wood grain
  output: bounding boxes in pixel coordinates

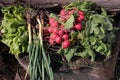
[1,0,120,11]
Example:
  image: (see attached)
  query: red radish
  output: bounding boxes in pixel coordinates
[51,21,58,27]
[58,30,64,36]
[60,25,64,28]
[62,34,69,40]
[53,28,59,34]
[76,17,82,22]
[60,17,67,22]
[47,9,85,47]
[48,27,53,33]
[60,9,67,16]
[77,15,85,22]
[68,10,75,15]
[55,36,62,43]
[77,10,85,21]
[50,33,58,39]
[79,15,85,20]
[74,23,82,30]
[78,11,84,16]
[63,30,69,33]
[49,18,55,24]
[49,38,54,45]
[62,40,71,48]
[65,15,70,20]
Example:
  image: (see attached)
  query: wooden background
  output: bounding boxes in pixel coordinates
[1,0,120,11]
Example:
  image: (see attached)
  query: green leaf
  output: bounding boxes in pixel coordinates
[92,14,105,24]
[95,43,108,55]
[77,32,84,40]
[94,27,100,34]
[70,31,78,41]
[50,13,59,21]
[0,5,28,56]
[85,20,91,35]
[99,26,105,34]
[75,50,89,58]
[57,48,63,54]
[88,48,95,62]
[90,22,97,34]
[64,15,74,29]
[97,28,105,39]
[104,17,113,31]
[106,47,111,56]
[105,32,115,43]
[63,48,69,54]
[101,8,107,16]
[64,48,76,62]
[64,1,79,10]
[89,36,97,45]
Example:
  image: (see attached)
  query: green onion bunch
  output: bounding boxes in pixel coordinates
[26,12,53,80]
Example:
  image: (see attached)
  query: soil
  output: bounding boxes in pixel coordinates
[0,43,29,80]
[0,62,30,80]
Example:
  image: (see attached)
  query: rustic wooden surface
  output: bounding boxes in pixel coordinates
[1,0,120,11]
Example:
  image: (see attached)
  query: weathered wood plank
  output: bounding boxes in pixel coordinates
[1,0,120,11]
[0,0,120,11]
[89,0,120,11]
[24,0,120,11]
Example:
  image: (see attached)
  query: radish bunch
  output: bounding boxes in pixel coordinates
[45,8,85,48]
[48,20,70,48]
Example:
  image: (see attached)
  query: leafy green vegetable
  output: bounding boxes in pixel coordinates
[64,15,75,29]
[0,5,28,56]
[64,46,78,62]
[65,1,97,11]
[57,1,118,62]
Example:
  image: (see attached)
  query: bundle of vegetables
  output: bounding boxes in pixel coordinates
[26,12,53,80]
[44,1,118,62]
[0,5,53,79]
[0,5,28,56]
[0,1,118,80]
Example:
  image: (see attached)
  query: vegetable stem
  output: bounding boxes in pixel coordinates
[36,16,43,45]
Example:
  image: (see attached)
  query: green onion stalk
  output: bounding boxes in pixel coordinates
[27,13,53,80]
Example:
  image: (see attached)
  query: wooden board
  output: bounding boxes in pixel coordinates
[0,0,120,11]
[1,0,120,11]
